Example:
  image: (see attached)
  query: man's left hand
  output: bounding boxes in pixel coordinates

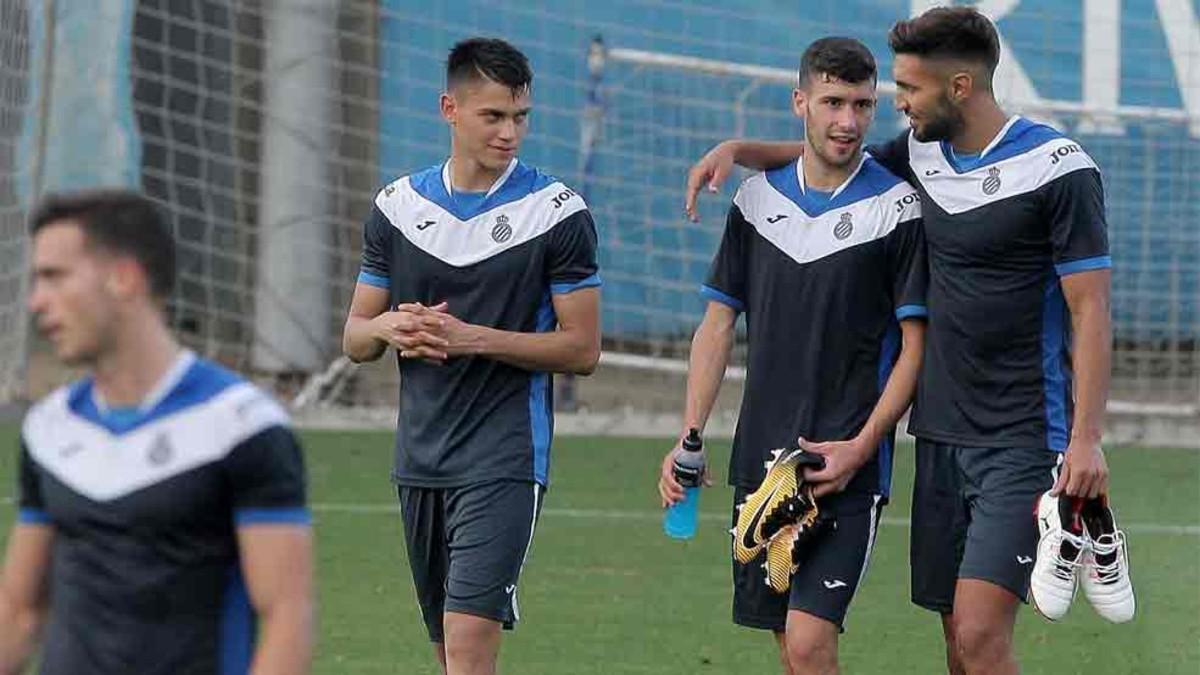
[1051,437,1108,499]
[420,303,484,358]
[798,435,873,499]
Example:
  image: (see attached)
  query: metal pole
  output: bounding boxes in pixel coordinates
[30,0,53,202]
[251,0,336,373]
[559,35,608,413]
[732,79,762,141]
[12,0,56,403]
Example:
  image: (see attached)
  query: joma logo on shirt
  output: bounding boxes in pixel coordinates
[551,188,577,208]
[894,192,920,213]
[1049,144,1081,164]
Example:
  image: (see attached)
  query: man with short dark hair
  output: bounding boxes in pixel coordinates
[0,190,314,675]
[684,7,1121,675]
[341,37,601,675]
[658,37,926,675]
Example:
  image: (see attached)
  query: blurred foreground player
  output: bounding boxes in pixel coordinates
[0,191,314,675]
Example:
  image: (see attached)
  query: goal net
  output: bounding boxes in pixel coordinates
[0,1,1196,442]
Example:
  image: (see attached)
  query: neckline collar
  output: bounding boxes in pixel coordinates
[93,349,195,414]
[441,157,518,197]
[796,152,868,200]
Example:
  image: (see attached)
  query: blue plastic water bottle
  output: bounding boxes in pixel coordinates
[664,428,705,539]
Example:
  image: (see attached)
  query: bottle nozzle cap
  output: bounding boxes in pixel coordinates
[682,428,703,452]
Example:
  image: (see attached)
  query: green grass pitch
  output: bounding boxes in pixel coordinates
[2,427,1197,673]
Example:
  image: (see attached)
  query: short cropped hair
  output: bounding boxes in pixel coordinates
[31,190,175,301]
[798,37,877,88]
[446,37,533,96]
[888,6,1001,74]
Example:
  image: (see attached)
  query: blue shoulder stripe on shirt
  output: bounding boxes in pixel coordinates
[1055,255,1111,276]
[68,359,244,434]
[764,158,905,218]
[938,117,1063,173]
[551,273,602,295]
[235,507,312,526]
[357,270,390,289]
[700,284,744,312]
[895,304,928,320]
[219,567,254,675]
[18,508,51,525]
[1041,280,1071,451]
[530,293,557,485]
[408,160,560,221]
[875,321,902,497]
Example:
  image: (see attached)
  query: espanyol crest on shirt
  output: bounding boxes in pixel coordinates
[492,214,513,243]
[982,167,1002,195]
[834,212,853,240]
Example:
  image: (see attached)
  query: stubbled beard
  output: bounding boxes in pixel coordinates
[912,98,964,142]
[805,124,859,169]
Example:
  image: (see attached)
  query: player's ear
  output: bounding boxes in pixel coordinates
[949,70,973,104]
[792,87,808,118]
[105,257,144,302]
[440,92,457,126]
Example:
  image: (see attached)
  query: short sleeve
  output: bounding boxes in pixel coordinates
[866,131,913,182]
[225,426,310,527]
[1043,169,1111,276]
[357,205,392,289]
[17,441,51,525]
[886,217,928,321]
[547,210,601,295]
[701,204,749,313]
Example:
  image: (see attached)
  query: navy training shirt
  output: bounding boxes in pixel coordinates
[18,352,309,675]
[705,155,927,502]
[868,116,1111,451]
[358,158,601,488]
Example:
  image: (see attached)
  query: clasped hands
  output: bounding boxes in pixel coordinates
[373,302,478,363]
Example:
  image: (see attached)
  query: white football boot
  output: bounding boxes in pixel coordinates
[1030,491,1088,621]
[1080,497,1136,623]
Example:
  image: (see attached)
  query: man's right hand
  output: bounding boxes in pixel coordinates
[372,302,450,362]
[657,442,713,508]
[685,140,807,221]
[658,446,686,507]
[684,141,740,222]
